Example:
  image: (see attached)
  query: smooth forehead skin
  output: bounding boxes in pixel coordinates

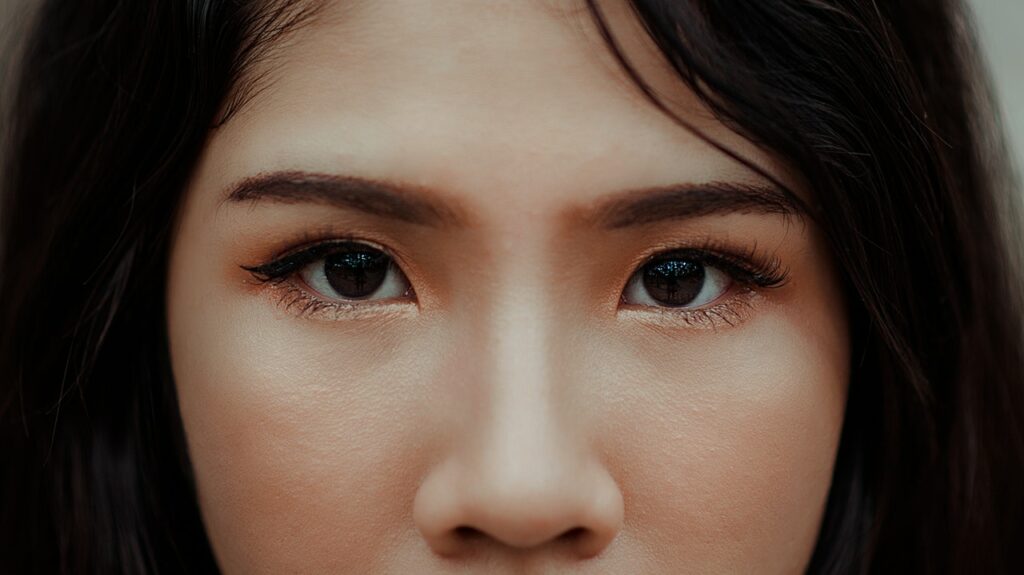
[166,1,850,573]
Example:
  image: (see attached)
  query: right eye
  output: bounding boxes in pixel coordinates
[298,243,411,302]
[243,239,413,306]
[622,254,733,309]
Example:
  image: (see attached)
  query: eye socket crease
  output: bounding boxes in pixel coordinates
[221,170,807,230]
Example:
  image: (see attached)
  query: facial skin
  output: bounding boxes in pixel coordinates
[166,1,850,572]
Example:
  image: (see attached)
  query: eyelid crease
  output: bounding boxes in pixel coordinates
[625,238,790,292]
[241,237,393,282]
[645,248,788,289]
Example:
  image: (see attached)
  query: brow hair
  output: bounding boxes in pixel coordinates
[225,170,466,227]
[587,181,806,228]
[225,170,804,231]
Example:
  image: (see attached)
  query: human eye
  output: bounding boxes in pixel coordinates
[620,244,788,328]
[241,239,414,319]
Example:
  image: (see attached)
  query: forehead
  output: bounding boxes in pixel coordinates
[204,0,796,211]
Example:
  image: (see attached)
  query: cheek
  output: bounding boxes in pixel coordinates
[167,291,443,573]
[594,309,848,571]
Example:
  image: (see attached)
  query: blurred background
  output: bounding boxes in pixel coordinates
[972,0,1024,184]
[1,0,1022,181]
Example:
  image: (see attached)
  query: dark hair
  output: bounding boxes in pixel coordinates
[2,0,1022,573]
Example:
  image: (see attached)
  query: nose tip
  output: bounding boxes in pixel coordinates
[413,458,624,558]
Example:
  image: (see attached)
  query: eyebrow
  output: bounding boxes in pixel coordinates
[224,171,466,227]
[584,181,806,229]
[224,170,805,229]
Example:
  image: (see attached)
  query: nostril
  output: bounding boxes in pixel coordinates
[454,525,484,540]
[452,524,591,548]
[449,524,590,554]
[558,526,588,542]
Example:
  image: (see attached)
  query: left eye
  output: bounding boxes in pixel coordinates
[299,243,410,302]
[622,254,732,309]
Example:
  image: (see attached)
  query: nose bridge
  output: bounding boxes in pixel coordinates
[455,238,575,492]
[466,224,568,447]
[472,231,591,487]
[485,273,561,441]
[474,286,574,493]
[413,240,623,558]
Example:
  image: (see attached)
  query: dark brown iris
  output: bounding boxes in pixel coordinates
[324,248,389,299]
[642,258,705,306]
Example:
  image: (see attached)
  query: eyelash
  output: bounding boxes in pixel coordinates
[619,241,788,329]
[241,236,416,321]
[241,237,789,326]
[642,242,788,289]
[243,238,389,284]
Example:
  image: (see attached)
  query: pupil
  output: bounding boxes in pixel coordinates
[324,248,389,298]
[642,259,705,306]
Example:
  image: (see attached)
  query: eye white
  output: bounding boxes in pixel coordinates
[622,264,731,308]
[299,258,409,302]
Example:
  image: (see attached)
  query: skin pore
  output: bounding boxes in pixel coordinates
[166,1,849,572]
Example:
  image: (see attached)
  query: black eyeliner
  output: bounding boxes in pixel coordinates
[645,245,788,290]
[242,240,371,282]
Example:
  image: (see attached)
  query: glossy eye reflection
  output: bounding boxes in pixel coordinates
[299,243,410,301]
[623,254,732,309]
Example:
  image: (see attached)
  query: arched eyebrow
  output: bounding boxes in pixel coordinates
[582,181,806,228]
[223,171,805,229]
[223,171,468,227]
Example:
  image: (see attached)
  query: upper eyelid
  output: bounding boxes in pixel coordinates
[631,246,787,287]
[242,238,393,279]
[662,251,770,281]
[276,236,389,262]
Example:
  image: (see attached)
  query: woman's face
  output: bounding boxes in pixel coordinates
[166,1,849,572]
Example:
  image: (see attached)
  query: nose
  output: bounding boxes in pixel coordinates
[413,433,624,558]
[412,308,624,559]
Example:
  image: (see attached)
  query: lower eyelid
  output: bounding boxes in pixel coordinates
[618,289,762,330]
[260,280,417,322]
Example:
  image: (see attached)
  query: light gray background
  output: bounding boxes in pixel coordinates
[1,0,1022,177]
[972,0,1024,181]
